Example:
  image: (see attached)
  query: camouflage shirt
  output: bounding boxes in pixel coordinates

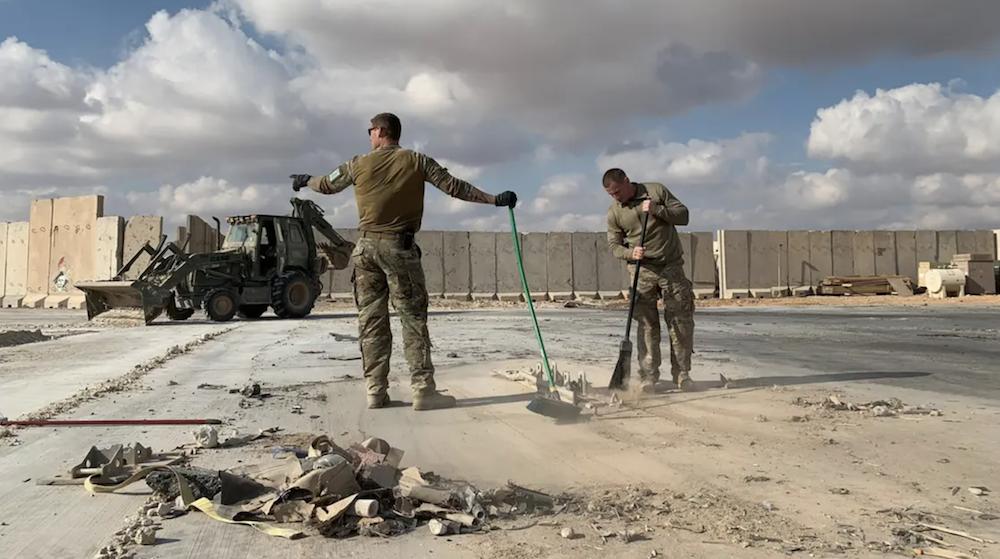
[307,145,495,233]
[606,182,689,267]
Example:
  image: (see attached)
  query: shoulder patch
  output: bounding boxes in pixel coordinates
[327,168,341,182]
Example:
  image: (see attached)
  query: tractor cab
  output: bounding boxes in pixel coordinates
[224,215,312,280]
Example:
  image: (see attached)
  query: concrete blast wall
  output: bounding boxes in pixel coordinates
[95,216,125,281]
[24,199,54,308]
[122,216,163,280]
[46,195,104,308]
[2,222,29,307]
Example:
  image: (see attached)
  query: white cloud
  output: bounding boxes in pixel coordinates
[808,83,1000,174]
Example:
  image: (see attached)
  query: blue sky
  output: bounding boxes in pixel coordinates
[2,1,1000,232]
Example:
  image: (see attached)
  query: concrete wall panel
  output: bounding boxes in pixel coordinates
[973,230,996,259]
[186,215,212,253]
[808,231,833,285]
[442,231,470,298]
[691,232,715,296]
[916,230,937,264]
[678,233,693,282]
[122,216,163,280]
[330,229,359,298]
[0,223,7,299]
[546,233,573,298]
[852,230,876,276]
[414,230,443,297]
[874,231,897,276]
[895,230,917,282]
[24,199,54,307]
[596,236,624,298]
[470,232,496,298]
[748,230,785,294]
[495,231,520,298]
[786,230,810,288]
[937,230,958,263]
[718,230,749,298]
[2,222,28,307]
[522,233,547,300]
[956,230,977,255]
[571,232,599,298]
[47,195,104,301]
[95,216,124,281]
[831,231,855,277]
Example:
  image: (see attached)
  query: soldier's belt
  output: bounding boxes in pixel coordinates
[359,230,416,248]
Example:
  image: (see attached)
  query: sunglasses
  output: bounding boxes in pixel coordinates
[368,126,383,134]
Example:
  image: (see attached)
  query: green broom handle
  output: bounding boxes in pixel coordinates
[508,207,557,391]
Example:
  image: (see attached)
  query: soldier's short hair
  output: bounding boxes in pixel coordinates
[371,112,402,141]
[602,168,628,187]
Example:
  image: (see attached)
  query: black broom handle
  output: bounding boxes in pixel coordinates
[623,210,651,341]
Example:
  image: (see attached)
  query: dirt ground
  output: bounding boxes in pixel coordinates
[1,297,998,558]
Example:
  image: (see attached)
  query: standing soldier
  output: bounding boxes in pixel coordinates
[290,113,517,410]
[603,168,694,391]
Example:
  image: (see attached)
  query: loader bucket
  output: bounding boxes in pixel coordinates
[76,280,169,325]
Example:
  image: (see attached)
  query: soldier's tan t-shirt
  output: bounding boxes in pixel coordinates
[307,145,494,233]
[606,182,689,268]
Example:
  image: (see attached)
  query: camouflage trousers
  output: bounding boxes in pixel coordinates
[627,263,695,382]
[351,235,436,398]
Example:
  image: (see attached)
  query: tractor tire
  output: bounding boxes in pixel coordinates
[271,271,316,319]
[204,289,238,322]
[237,304,268,319]
[166,299,195,321]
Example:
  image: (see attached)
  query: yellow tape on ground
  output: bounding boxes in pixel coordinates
[84,466,303,540]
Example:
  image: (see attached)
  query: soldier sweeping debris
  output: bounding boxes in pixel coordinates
[604,168,695,392]
[290,112,517,410]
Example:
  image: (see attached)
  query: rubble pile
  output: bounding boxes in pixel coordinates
[122,434,562,542]
[794,395,943,418]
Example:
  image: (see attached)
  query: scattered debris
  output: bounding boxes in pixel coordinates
[829,487,850,495]
[0,329,51,348]
[743,476,771,483]
[197,383,226,390]
[968,486,990,497]
[560,526,577,539]
[794,394,943,418]
[754,414,768,423]
[446,352,460,358]
[194,426,219,448]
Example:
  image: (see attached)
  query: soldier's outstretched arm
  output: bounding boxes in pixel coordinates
[289,158,357,195]
[420,154,517,207]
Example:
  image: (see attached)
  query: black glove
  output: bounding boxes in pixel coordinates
[289,174,311,192]
[494,191,517,208]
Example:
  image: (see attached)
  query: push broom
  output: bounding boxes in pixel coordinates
[608,210,650,390]
[507,207,580,421]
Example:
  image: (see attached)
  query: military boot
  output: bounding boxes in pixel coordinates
[367,393,392,409]
[676,372,693,391]
[413,390,456,411]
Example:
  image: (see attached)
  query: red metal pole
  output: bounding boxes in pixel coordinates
[1,418,223,427]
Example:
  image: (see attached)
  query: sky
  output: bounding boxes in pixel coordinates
[2,0,1000,233]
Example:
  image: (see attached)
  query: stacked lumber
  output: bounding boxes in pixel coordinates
[816,275,914,296]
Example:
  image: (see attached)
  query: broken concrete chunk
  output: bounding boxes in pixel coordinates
[146,467,222,501]
[968,486,990,496]
[155,502,174,517]
[194,425,219,448]
[560,527,576,539]
[291,461,360,499]
[270,501,315,522]
[428,518,457,536]
[364,463,400,489]
[870,405,893,417]
[133,527,156,545]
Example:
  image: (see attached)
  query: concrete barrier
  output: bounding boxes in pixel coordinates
[937,230,958,263]
[176,226,189,250]
[973,230,996,258]
[23,199,54,308]
[122,216,163,280]
[0,223,7,301]
[442,231,471,298]
[546,233,573,300]
[521,233,547,300]
[571,232,599,298]
[2,222,28,307]
[691,232,715,297]
[495,231,520,299]
[956,230,977,255]
[786,230,810,289]
[718,230,749,299]
[873,231,896,276]
[916,230,937,264]
[470,232,496,299]
[748,230,786,296]
[852,230,876,277]
[415,230,444,298]
[678,233,693,281]
[95,216,124,281]
[895,230,917,282]
[596,236,624,299]
[46,195,104,309]
[186,215,214,253]
[831,230,854,277]
[808,231,833,286]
